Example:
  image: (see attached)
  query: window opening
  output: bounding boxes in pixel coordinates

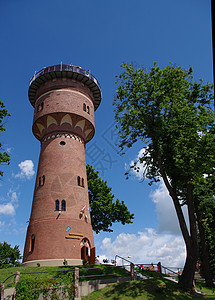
[55,200,60,211]
[83,103,86,112]
[42,175,45,185]
[39,177,41,187]
[87,106,90,114]
[30,234,35,252]
[61,200,66,211]
[82,178,84,187]
[37,102,44,112]
[77,176,81,186]
[60,141,66,145]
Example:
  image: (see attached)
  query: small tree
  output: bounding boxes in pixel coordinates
[0,241,22,268]
[113,62,215,290]
[0,100,10,176]
[87,164,134,233]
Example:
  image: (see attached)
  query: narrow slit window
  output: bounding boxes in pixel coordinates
[77,176,81,186]
[55,200,60,211]
[87,106,90,114]
[82,178,84,187]
[30,234,35,252]
[83,103,86,112]
[37,102,44,112]
[39,177,41,187]
[42,175,45,185]
[61,200,66,211]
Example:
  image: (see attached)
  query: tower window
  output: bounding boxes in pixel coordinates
[30,234,35,253]
[60,141,66,146]
[61,200,66,211]
[87,106,90,114]
[83,103,86,112]
[39,175,45,187]
[77,176,81,186]
[55,200,60,211]
[82,178,84,187]
[37,102,44,112]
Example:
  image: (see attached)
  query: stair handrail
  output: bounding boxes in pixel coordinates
[114,255,134,266]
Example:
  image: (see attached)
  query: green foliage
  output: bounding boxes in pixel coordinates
[114,62,214,186]
[0,100,10,176]
[113,62,215,289]
[16,276,74,300]
[0,241,22,268]
[87,164,134,233]
[16,270,74,300]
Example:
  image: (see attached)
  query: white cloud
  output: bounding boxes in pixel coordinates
[7,189,19,203]
[0,203,15,215]
[0,221,5,227]
[15,160,35,180]
[150,180,189,235]
[99,229,186,268]
[130,148,147,179]
[129,149,189,235]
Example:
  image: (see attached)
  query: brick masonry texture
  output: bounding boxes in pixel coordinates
[23,73,98,265]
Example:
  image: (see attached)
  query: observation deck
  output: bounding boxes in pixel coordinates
[28,64,102,110]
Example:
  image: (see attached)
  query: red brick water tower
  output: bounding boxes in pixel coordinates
[22,64,102,266]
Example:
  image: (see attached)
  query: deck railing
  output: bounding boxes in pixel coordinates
[29,63,101,91]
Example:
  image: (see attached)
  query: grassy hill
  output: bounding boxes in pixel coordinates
[1,265,214,299]
[83,278,215,299]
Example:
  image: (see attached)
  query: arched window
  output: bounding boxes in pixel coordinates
[30,234,35,252]
[55,200,60,211]
[77,176,81,186]
[87,106,90,114]
[61,200,66,211]
[82,178,84,187]
[83,103,86,112]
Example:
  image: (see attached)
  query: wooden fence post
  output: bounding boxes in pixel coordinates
[157,262,162,278]
[130,263,135,280]
[74,267,79,298]
[1,283,4,300]
[12,271,20,300]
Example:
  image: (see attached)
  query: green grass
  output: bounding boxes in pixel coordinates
[82,279,215,299]
[0,264,130,289]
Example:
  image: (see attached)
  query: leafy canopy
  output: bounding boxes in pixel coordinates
[87,164,134,233]
[113,62,215,289]
[114,62,215,189]
[0,100,11,176]
[0,241,22,268]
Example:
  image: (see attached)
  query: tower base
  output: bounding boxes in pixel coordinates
[22,258,83,267]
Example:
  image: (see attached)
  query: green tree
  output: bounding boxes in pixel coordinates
[0,101,10,176]
[0,241,22,268]
[113,62,215,290]
[87,164,134,233]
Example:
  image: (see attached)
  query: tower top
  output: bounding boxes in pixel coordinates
[28,63,102,110]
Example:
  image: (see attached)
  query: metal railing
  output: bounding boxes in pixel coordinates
[29,63,101,91]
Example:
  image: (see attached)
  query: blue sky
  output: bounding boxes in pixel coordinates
[0,0,213,267]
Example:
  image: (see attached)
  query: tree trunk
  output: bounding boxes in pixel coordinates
[178,245,198,290]
[178,183,199,290]
[157,160,199,290]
